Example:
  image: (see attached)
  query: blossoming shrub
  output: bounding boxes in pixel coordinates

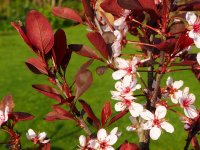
[1,0,200,149]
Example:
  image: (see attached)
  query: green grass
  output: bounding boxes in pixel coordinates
[0,25,200,150]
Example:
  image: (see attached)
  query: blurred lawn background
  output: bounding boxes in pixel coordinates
[0,0,200,150]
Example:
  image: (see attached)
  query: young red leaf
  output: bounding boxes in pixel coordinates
[11,112,34,122]
[87,32,109,59]
[0,95,14,113]
[108,110,129,126]
[45,105,77,122]
[69,44,101,60]
[26,57,48,75]
[117,0,142,10]
[52,7,83,23]
[119,141,139,150]
[61,48,72,72]
[155,38,177,53]
[26,10,54,54]
[79,100,100,128]
[32,84,63,102]
[138,0,158,16]
[53,29,67,67]
[81,0,94,20]
[101,0,123,16]
[11,22,36,52]
[101,101,112,126]
[74,60,93,99]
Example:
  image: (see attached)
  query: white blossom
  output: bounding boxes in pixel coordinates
[26,129,50,144]
[112,57,138,80]
[165,77,183,104]
[78,135,87,150]
[140,106,174,140]
[186,12,200,48]
[178,87,198,119]
[88,128,118,150]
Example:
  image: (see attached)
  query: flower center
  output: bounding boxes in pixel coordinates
[153,118,161,127]
[182,98,191,108]
[123,99,131,106]
[124,87,131,94]
[125,67,132,74]
[193,23,200,33]
[100,141,108,149]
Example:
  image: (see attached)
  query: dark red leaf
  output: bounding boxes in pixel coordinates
[12,112,34,121]
[53,29,67,67]
[101,101,112,126]
[61,48,72,72]
[26,10,54,54]
[69,44,101,60]
[117,0,142,10]
[79,100,100,128]
[119,141,139,150]
[32,84,63,102]
[155,38,177,53]
[96,66,108,75]
[192,66,200,81]
[0,95,14,113]
[138,0,159,17]
[101,0,123,16]
[87,32,109,59]
[82,0,94,20]
[26,57,48,75]
[40,142,51,150]
[11,22,36,52]
[45,105,76,122]
[74,60,93,99]
[176,1,200,11]
[52,7,83,23]
[108,110,128,126]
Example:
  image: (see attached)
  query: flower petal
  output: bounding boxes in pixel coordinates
[184,106,198,119]
[115,102,126,111]
[140,110,154,120]
[106,134,118,145]
[112,70,127,80]
[150,127,161,140]
[155,106,167,119]
[88,139,99,149]
[110,127,118,135]
[114,57,129,69]
[142,121,153,130]
[38,132,47,141]
[161,122,174,133]
[186,12,197,25]
[26,129,36,140]
[41,139,50,144]
[129,103,143,117]
[188,93,196,104]
[173,80,183,89]
[193,37,200,48]
[166,77,173,86]
[97,129,107,141]
[79,135,86,147]
[197,52,200,65]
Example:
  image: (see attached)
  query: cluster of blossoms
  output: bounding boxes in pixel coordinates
[78,127,120,150]
[186,12,200,65]
[163,77,198,119]
[111,57,143,117]
[112,10,131,57]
